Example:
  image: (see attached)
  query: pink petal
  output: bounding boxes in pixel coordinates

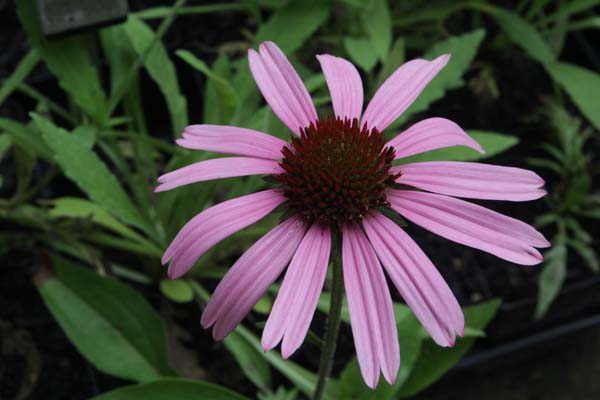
[387,118,483,160]
[395,161,546,201]
[363,213,464,347]
[343,223,400,388]
[316,54,363,122]
[201,216,307,340]
[155,157,283,192]
[387,190,550,265]
[177,125,288,159]
[248,42,317,135]
[262,223,331,358]
[164,190,286,279]
[362,55,450,132]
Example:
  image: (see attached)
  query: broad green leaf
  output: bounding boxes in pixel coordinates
[397,299,501,398]
[545,61,600,131]
[91,378,248,400]
[396,130,519,163]
[32,114,150,233]
[399,29,486,123]
[0,117,52,161]
[17,0,106,121]
[536,240,567,318]
[254,0,331,53]
[489,7,555,64]
[223,330,272,391]
[159,279,194,303]
[36,256,173,382]
[72,125,97,149]
[176,50,238,125]
[361,0,391,61]
[344,37,379,72]
[0,48,40,107]
[124,16,188,134]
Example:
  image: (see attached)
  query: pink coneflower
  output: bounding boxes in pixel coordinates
[156,41,549,388]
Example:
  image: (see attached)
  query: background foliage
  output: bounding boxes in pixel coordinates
[1,0,599,398]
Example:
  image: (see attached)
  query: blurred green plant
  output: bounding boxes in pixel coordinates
[529,101,600,318]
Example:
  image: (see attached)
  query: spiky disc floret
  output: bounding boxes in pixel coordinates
[277,117,400,227]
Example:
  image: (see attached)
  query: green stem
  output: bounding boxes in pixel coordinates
[313,248,344,400]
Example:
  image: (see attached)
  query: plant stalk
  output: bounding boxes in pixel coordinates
[313,248,344,400]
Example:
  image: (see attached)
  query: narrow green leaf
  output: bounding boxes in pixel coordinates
[223,330,272,391]
[399,29,486,123]
[536,241,567,318]
[36,256,173,382]
[91,378,248,400]
[17,0,106,121]
[0,117,52,161]
[255,0,331,53]
[48,197,159,253]
[545,61,600,131]
[344,37,379,72]
[396,130,519,163]
[489,7,555,64]
[397,300,502,398]
[176,50,238,125]
[0,48,40,107]
[191,282,322,399]
[361,0,391,61]
[32,114,150,233]
[124,15,188,134]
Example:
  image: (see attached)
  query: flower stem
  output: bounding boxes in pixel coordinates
[313,248,344,400]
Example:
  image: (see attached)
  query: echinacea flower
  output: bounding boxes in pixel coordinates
[156,41,549,388]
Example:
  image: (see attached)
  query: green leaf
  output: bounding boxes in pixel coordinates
[255,0,331,53]
[489,7,555,64]
[0,117,52,161]
[32,114,150,233]
[191,282,322,399]
[396,130,519,163]
[376,38,405,88]
[397,300,501,398]
[361,0,391,61]
[545,61,600,131]
[536,240,567,318]
[399,29,486,123]
[48,197,159,253]
[91,378,248,400]
[0,48,40,107]
[223,330,272,391]
[124,15,188,134]
[344,37,379,72]
[0,133,11,161]
[176,50,238,125]
[159,279,194,303]
[17,0,106,121]
[36,256,173,382]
